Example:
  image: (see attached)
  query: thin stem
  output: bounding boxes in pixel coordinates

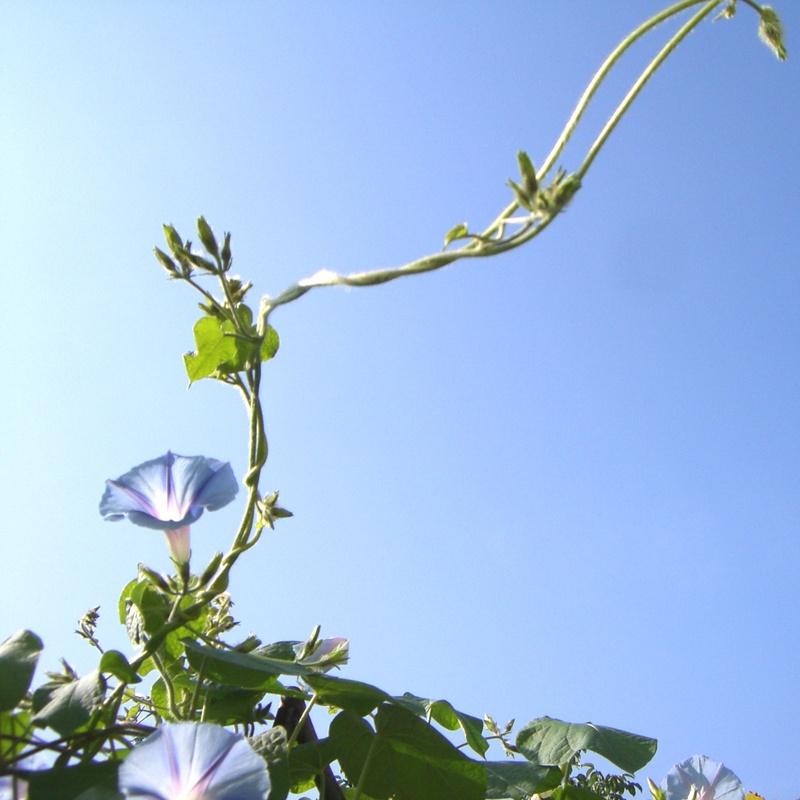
[258,0,719,329]
[188,659,207,719]
[540,0,711,181]
[466,0,712,245]
[218,272,246,331]
[286,692,319,748]
[578,0,721,180]
[184,276,225,313]
[150,650,182,721]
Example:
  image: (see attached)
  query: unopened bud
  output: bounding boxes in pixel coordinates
[162,224,184,254]
[153,247,178,276]
[516,150,538,197]
[138,563,171,593]
[197,216,220,260]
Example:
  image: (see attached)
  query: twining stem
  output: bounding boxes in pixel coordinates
[257,0,731,334]
[577,0,720,180]
[541,0,716,181]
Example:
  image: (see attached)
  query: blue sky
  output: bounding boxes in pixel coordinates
[1,2,798,798]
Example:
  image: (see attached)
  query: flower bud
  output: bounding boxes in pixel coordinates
[197,216,220,260]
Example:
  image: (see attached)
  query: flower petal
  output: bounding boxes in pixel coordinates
[168,454,239,515]
[119,723,270,800]
[100,453,238,531]
[663,756,744,800]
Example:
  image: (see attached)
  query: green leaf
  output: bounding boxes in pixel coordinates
[443,223,469,248]
[507,178,534,212]
[304,673,391,716]
[256,641,300,661]
[183,640,314,689]
[150,672,194,715]
[251,727,291,800]
[515,717,657,773]
[261,325,280,361]
[126,581,171,639]
[99,650,140,684]
[202,686,268,726]
[0,630,43,712]
[31,671,106,735]
[484,761,562,799]
[184,316,238,384]
[330,704,486,800]
[0,709,32,760]
[28,761,120,800]
[288,737,339,794]
[395,693,487,757]
[758,7,787,60]
[551,786,607,800]
[117,579,138,623]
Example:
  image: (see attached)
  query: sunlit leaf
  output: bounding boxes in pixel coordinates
[330,704,485,800]
[305,673,391,716]
[183,640,314,690]
[32,671,106,735]
[184,316,238,383]
[0,630,43,712]
[516,716,656,773]
[444,223,469,247]
[99,650,140,684]
[485,760,562,799]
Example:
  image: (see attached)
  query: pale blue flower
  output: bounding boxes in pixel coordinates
[0,775,25,800]
[119,722,270,800]
[100,452,237,563]
[662,755,745,800]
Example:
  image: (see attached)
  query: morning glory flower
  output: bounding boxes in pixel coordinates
[119,722,270,800]
[100,452,238,563]
[0,774,26,800]
[662,755,745,800]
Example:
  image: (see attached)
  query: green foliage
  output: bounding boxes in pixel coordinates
[330,704,487,800]
[571,760,643,800]
[394,693,487,758]
[758,6,787,60]
[184,315,239,383]
[484,761,562,799]
[0,630,42,712]
[516,717,657,774]
[443,222,469,248]
[31,670,106,736]
[305,674,392,717]
[28,761,121,800]
[184,305,279,384]
[288,737,339,794]
[98,651,140,685]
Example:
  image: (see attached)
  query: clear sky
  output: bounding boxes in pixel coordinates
[1,2,798,798]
